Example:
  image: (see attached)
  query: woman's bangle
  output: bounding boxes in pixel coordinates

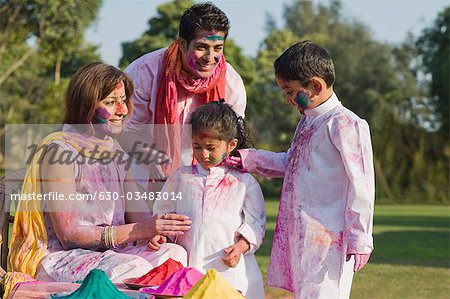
[102,225,119,249]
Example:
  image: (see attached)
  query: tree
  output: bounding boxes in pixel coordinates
[0,0,102,86]
[416,6,450,139]
[247,0,447,202]
[118,0,255,86]
[0,0,102,174]
[119,0,193,68]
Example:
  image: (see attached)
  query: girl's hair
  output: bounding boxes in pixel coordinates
[189,100,250,155]
[63,62,134,124]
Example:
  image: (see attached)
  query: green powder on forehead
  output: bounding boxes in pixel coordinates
[51,269,131,299]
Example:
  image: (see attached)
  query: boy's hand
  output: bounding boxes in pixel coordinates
[222,237,250,268]
[346,253,371,272]
[148,234,167,251]
[221,156,243,170]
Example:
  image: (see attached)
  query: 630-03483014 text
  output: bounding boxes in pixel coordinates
[10,191,183,201]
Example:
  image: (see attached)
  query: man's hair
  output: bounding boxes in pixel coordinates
[274,40,335,87]
[64,62,134,124]
[179,2,230,44]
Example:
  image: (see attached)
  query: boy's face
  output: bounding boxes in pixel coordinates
[180,30,226,79]
[192,129,237,170]
[276,77,314,112]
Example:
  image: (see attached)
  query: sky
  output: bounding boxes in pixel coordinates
[85,0,449,67]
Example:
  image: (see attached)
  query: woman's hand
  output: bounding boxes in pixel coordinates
[148,235,167,251]
[150,213,191,237]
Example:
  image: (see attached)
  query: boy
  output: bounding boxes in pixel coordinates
[235,41,374,298]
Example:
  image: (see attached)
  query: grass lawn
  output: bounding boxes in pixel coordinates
[256,201,450,299]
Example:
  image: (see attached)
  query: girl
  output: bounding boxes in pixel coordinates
[150,100,265,299]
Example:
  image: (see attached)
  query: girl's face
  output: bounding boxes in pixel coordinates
[93,81,128,138]
[180,30,226,79]
[276,77,314,112]
[192,129,237,170]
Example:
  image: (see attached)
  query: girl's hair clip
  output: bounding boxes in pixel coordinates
[216,98,225,104]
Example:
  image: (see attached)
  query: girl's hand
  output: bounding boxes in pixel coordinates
[148,235,167,251]
[151,213,191,237]
[346,253,371,272]
[222,237,250,268]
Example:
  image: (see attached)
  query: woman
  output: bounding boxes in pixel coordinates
[8,62,191,283]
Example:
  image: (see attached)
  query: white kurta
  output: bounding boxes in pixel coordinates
[239,93,375,299]
[153,164,266,299]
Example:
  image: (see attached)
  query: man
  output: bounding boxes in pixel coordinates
[120,2,246,194]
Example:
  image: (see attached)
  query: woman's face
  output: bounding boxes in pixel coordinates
[93,81,128,137]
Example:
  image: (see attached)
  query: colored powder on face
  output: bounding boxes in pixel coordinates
[115,80,124,90]
[132,258,183,286]
[296,91,309,108]
[198,131,210,138]
[93,107,110,124]
[183,269,245,299]
[220,152,228,161]
[149,267,204,296]
[51,269,131,299]
[205,35,224,41]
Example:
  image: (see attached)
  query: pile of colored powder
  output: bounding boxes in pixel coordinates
[51,269,131,299]
[132,258,183,285]
[183,269,245,299]
[149,267,204,296]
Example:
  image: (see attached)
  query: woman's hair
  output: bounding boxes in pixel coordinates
[189,100,250,155]
[63,62,134,124]
[179,2,230,45]
[274,40,335,87]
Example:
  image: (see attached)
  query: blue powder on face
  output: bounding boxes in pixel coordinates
[296,92,309,108]
[94,118,107,124]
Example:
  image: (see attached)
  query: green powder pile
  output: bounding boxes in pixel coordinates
[51,269,131,299]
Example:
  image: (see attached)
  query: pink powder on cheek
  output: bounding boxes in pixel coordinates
[93,107,111,124]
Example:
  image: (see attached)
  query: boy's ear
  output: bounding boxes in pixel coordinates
[228,138,239,153]
[309,77,324,95]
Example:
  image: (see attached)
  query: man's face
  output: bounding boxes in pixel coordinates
[180,30,226,78]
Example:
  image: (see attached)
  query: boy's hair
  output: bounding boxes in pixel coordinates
[189,100,250,155]
[274,40,335,87]
[64,62,134,124]
[179,2,230,45]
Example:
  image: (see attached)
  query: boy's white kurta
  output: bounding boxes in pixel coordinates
[239,94,374,299]
[153,164,266,299]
